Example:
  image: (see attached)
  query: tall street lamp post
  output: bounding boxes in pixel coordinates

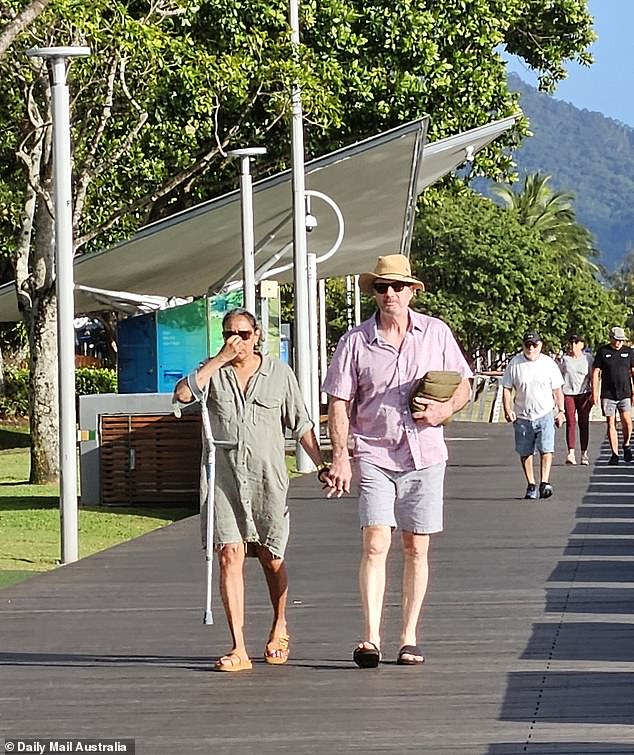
[288,0,313,473]
[227,147,267,315]
[27,46,90,565]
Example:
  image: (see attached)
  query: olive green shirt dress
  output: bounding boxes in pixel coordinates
[199,355,313,558]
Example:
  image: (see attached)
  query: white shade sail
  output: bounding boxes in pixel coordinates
[417,115,518,194]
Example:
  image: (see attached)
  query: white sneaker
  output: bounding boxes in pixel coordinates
[566,451,577,465]
[580,451,589,466]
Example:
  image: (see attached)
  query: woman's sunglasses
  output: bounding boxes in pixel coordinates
[373,281,408,294]
[222,330,253,341]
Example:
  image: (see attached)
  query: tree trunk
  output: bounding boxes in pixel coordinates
[12,77,61,483]
[0,0,52,58]
[27,189,59,483]
[28,280,58,482]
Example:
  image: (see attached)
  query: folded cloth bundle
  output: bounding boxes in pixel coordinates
[409,370,463,415]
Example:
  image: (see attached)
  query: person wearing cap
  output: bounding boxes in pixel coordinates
[502,331,565,500]
[559,335,594,465]
[322,254,472,668]
[592,326,634,465]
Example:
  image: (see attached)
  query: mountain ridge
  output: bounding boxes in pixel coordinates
[503,72,634,269]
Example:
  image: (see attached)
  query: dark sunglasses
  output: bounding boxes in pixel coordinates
[373,281,408,294]
[222,330,253,341]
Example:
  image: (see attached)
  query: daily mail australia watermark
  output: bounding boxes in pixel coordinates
[4,740,134,754]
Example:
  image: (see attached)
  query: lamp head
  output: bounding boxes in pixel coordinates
[27,46,91,59]
[227,147,267,158]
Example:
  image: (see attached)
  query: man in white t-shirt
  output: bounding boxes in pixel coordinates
[502,331,565,500]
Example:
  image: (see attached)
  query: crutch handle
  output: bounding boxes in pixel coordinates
[172,400,189,418]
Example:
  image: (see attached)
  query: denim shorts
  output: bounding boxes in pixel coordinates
[602,398,632,417]
[356,460,445,534]
[513,413,556,456]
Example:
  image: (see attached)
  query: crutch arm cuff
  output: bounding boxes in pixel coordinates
[187,369,206,402]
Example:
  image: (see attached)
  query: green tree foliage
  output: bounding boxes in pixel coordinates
[504,0,594,92]
[0,366,29,417]
[302,0,595,180]
[0,366,115,418]
[411,191,625,360]
[493,172,598,273]
[74,367,116,395]
[280,278,373,354]
[607,249,634,332]
[509,73,634,269]
[321,278,374,349]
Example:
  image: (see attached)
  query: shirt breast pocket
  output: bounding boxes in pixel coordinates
[210,390,235,421]
[252,395,283,427]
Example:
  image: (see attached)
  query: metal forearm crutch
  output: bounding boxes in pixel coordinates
[173,381,216,626]
[199,390,216,625]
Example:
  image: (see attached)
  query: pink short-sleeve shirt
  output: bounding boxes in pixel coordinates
[322,310,473,471]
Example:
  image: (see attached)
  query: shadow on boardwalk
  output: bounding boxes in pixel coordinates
[1,423,633,754]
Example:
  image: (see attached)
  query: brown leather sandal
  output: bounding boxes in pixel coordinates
[264,634,290,665]
[213,652,252,672]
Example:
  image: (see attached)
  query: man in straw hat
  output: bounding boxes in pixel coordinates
[322,254,472,668]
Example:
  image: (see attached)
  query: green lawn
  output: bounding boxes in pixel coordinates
[0,423,193,584]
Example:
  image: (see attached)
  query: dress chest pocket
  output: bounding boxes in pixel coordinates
[252,395,282,427]
[210,390,235,422]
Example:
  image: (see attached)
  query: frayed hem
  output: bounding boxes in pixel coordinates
[213,540,285,560]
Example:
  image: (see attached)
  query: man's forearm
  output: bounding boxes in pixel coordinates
[327,397,352,496]
[448,378,472,414]
[328,399,350,460]
[502,387,513,417]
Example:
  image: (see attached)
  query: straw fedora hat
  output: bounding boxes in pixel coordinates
[358,254,424,296]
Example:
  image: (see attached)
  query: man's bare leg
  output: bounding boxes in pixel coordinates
[520,454,535,484]
[540,451,553,483]
[399,531,429,662]
[256,545,289,661]
[216,543,249,667]
[607,416,619,454]
[358,525,391,651]
[620,410,632,448]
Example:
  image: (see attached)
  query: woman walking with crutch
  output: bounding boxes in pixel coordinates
[174,308,327,672]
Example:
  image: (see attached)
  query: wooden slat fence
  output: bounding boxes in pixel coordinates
[100,413,201,506]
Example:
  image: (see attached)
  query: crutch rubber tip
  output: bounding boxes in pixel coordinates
[203,611,214,625]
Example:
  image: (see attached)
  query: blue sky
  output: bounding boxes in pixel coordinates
[506,0,634,128]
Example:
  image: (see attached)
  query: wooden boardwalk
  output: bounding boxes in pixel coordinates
[1,423,634,754]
